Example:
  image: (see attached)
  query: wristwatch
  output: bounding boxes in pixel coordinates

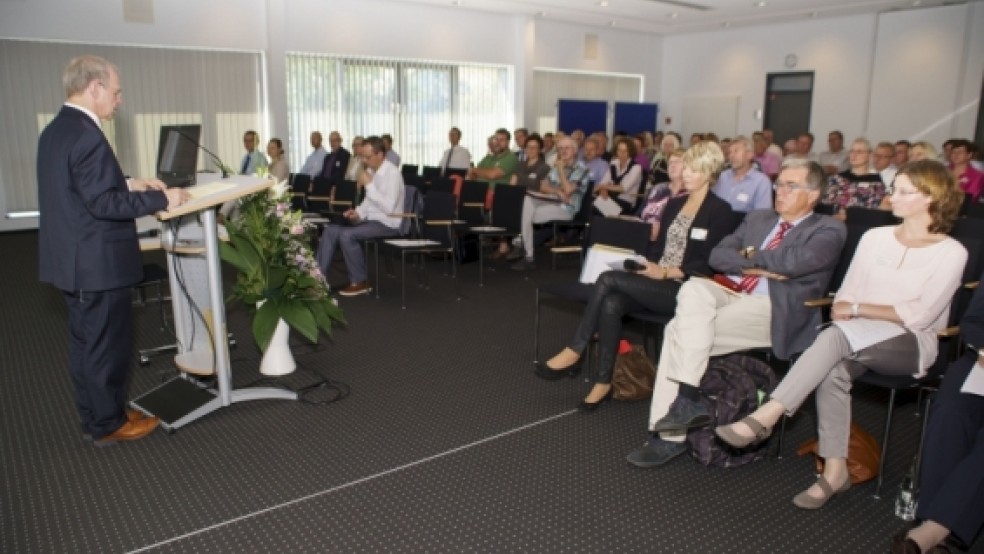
[851,303,860,318]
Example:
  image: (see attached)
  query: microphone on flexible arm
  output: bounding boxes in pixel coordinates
[172,129,232,178]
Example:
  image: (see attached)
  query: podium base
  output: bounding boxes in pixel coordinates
[131,375,218,431]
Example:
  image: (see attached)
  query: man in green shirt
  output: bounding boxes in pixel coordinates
[467,128,518,187]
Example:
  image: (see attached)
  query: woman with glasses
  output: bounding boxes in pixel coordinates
[715,160,966,510]
[634,148,688,256]
[595,137,643,214]
[535,142,735,412]
[822,137,889,219]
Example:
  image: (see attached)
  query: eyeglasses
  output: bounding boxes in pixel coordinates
[891,188,924,197]
[773,181,812,192]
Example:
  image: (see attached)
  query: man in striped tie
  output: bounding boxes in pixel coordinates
[627,158,848,468]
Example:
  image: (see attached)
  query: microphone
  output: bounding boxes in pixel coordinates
[172,129,231,178]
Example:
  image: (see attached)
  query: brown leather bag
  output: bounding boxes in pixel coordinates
[796,422,881,484]
[612,344,657,401]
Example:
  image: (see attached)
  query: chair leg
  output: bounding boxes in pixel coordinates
[911,391,933,490]
[533,288,540,362]
[774,414,788,459]
[873,389,898,499]
[400,250,408,310]
[478,236,485,287]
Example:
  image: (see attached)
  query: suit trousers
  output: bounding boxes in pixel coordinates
[650,278,772,441]
[316,221,399,283]
[916,354,984,548]
[521,196,570,260]
[770,326,918,459]
[65,288,132,440]
[568,270,680,384]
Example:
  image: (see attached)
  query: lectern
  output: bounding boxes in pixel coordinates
[131,175,298,431]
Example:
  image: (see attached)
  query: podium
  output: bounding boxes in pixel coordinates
[131,175,298,431]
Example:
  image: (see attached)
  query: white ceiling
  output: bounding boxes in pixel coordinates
[398,0,969,34]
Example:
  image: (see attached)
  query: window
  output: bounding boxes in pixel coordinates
[286,53,513,170]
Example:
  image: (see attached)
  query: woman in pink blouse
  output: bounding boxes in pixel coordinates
[715,160,967,510]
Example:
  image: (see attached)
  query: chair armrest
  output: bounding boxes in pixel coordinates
[939,325,960,338]
[461,202,485,208]
[966,281,979,290]
[388,212,418,218]
[803,297,834,309]
[290,192,306,198]
[425,220,466,226]
[329,200,352,207]
[550,246,581,254]
[307,195,331,202]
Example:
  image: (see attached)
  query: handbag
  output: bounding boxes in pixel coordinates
[611,342,657,401]
[795,421,881,484]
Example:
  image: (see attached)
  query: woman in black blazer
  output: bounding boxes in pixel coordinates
[536,142,736,411]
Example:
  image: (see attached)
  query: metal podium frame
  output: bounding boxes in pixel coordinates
[132,176,297,431]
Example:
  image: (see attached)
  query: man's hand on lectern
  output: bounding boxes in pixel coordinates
[163,188,191,210]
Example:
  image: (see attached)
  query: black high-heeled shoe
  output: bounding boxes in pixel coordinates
[533,359,582,381]
[578,388,613,412]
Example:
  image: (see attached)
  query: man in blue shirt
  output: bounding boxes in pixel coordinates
[582,136,612,189]
[713,135,773,212]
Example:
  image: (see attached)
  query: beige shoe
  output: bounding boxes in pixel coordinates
[792,475,851,509]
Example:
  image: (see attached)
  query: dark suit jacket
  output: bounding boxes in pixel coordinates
[709,209,847,359]
[321,147,351,183]
[647,192,737,278]
[37,105,168,292]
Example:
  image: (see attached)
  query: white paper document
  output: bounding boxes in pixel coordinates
[579,243,637,284]
[960,363,984,396]
[832,318,906,352]
[593,196,623,217]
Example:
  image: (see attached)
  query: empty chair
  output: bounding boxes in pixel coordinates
[401,164,420,178]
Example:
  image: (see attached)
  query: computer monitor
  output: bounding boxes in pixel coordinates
[156,124,202,187]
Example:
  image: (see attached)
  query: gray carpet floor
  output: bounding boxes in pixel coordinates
[1,230,980,553]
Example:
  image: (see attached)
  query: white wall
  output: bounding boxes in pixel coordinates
[659,3,983,147]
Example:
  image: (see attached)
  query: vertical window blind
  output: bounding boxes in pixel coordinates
[0,39,265,219]
[286,53,513,170]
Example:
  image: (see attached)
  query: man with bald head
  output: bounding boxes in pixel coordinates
[320,131,351,184]
[299,131,328,177]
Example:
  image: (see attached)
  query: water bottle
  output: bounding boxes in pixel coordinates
[894,463,918,521]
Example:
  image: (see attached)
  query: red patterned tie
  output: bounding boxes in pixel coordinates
[738,221,792,294]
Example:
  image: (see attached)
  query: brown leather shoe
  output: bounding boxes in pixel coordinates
[93,417,160,447]
[338,281,371,297]
[81,409,146,441]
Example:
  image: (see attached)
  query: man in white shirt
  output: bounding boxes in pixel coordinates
[315,136,405,297]
[298,131,328,177]
[438,127,471,174]
[818,130,849,175]
[873,141,897,189]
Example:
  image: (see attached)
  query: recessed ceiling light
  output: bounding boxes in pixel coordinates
[597,0,609,7]
[668,12,678,19]
[755,1,768,7]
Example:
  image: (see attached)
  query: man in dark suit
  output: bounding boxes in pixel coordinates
[320,131,351,184]
[627,158,847,467]
[37,55,188,446]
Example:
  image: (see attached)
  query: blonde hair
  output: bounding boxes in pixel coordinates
[62,55,117,98]
[682,141,725,182]
[897,160,962,234]
[909,141,939,162]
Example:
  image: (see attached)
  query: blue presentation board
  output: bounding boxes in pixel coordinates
[613,102,658,135]
[557,99,607,135]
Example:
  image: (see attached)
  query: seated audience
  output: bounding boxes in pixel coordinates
[642,131,658,161]
[298,131,328,178]
[582,136,613,188]
[536,141,735,410]
[796,132,819,162]
[467,128,518,188]
[509,136,591,271]
[637,148,688,247]
[382,133,400,167]
[895,140,911,167]
[649,132,681,185]
[625,159,846,468]
[714,135,773,213]
[345,136,366,183]
[543,132,557,165]
[873,141,898,190]
[513,127,529,161]
[493,135,551,260]
[948,139,983,202]
[782,138,799,158]
[819,130,850,175]
[889,270,984,553]
[822,138,888,218]
[266,138,289,182]
[633,134,650,169]
[751,131,781,180]
[716,160,966,511]
[595,137,643,213]
[909,140,939,163]
[320,131,351,184]
[763,128,783,159]
[315,136,405,297]
[438,127,471,174]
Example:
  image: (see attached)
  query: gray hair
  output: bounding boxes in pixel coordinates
[780,158,825,191]
[63,55,117,98]
[730,135,753,152]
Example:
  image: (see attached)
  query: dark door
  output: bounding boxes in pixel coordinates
[763,72,814,146]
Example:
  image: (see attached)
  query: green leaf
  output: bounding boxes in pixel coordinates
[228,229,262,268]
[252,300,280,352]
[280,301,318,343]
[266,266,289,290]
[219,241,251,273]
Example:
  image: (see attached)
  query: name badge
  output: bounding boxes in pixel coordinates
[736,192,750,203]
[690,228,708,241]
[528,173,537,179]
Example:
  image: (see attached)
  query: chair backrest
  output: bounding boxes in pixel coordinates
[401,164,420,178]
[400,185,424,237]
[585,215,650,254]
[445,168,468,179]
[827,223,867,295]
[844,206,899,227]
[310,176,333,197]
[421,165,441,180]
[966,202,984,220]
[569,180,596,224]
[332,180,358,208]
[290,173,311,193]
[421,190,458,247]
[489,185,526,232]
[430,177,455,194]
[459,180,489,225]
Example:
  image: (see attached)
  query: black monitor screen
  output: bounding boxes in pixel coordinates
[156,124,201,186]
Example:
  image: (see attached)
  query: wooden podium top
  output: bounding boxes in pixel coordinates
[157,175,274,221]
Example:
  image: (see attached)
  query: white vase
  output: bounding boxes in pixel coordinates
[259,318,296,376]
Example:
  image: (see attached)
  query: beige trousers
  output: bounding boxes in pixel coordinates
[648,278,773,442]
